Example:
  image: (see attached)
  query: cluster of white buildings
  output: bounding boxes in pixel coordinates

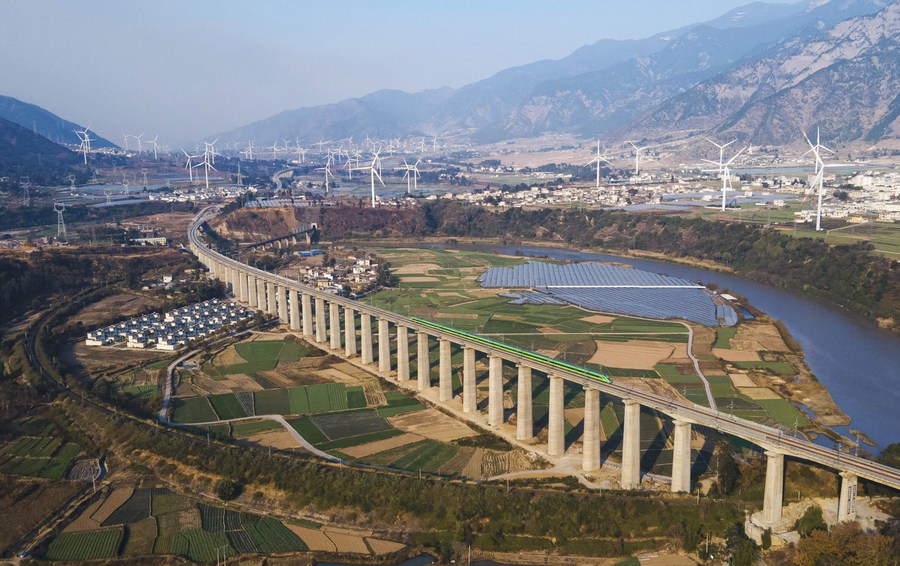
[84,298,253,351]
[292,257,380,294]
[148,185,250,204]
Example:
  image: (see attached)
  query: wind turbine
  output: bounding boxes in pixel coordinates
[194,145,217,190]
[146,135,160,160]
[586,140,612,188]
[705,138,736,176]
[702,146,746,211]
[182,148,200,183]
[355,150,384,207]
[122,133,130,152]
[803,128,834,231]
[75,127,93,164]
[134,133,144,153]
[242,140,255,160]
[269,140,280,161]
[626,141,649,176]
[400,158,421,194]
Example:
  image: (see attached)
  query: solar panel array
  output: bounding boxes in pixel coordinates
[480,261,737,327]
[478,261,701,288]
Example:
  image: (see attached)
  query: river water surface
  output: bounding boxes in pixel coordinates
[457,243,900,451]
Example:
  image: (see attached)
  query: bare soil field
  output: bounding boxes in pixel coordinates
[389,409,477,441]
[728,373,757,387]
[732,323,790,352]
[341,433,423,458]
[91,486,133,525]
[72,343,167,377]
[287,525,336,552]
[321,530,370,554]
[366,538,406,555]
[240,430,299,450]
[713,348,761,362]
[62,495,106,533]
[565,407,585,428]
[123,211,196,238]
[740,387,782,400]
[461,448,485,479]
[589,340,677,370]
[435,312,479,319]
[69,293,158,329]
[402,276,441,283]
[394,263,442,274]
[439,446,476,476]
[581,314,616,325]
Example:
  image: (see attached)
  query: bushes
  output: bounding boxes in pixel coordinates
[215,479,240,501]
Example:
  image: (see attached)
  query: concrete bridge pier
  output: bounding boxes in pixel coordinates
[248,275,258,308]
[257,279,266,313]
[396,325,410,381]
[439,339,452,402]
[671,420,692,493]
[266,281,277,315]
[462,347,476,413]
[548,375,565,456]
[763,451,785,525]
[227,266,236,294]
[329,302,342,350]
[301,293,313,337]
[277,285,288,324]
[838,472,858,523]
[488,356,504,427]
[315,297,326,343]
[516,365,533,441]
[378,318,391,374]
[239,272,248,303]
[288,289,300,330]
[417,333,429,390]
[582,387,601,473]
[344,306,357,356]
[621,399,641,489]
[360,313,373,365]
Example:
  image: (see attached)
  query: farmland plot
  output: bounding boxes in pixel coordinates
[46,528,124,561]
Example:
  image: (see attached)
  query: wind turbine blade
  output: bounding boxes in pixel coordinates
[725,147,747,165]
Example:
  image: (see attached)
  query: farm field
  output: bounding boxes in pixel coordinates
[0,435,81,480]
[43,486,406,562]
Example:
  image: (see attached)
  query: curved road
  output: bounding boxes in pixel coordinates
[188,206,900,491]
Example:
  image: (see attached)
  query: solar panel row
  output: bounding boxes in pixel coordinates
[478,261,700,288]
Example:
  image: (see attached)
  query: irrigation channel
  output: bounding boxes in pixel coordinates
[456,243,900,451]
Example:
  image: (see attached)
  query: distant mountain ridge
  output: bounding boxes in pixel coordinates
[211,0,896,148]
[0,95,117,149]
[0,117,84,184]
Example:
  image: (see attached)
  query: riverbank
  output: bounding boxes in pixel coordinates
[348,236,892,449]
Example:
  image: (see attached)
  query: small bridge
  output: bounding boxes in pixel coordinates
[242,223,318,250]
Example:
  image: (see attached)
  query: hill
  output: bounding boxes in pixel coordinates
[622,1,900,147]
[0,95,117,149]
[209,0,899,148]
[0,117,84,185]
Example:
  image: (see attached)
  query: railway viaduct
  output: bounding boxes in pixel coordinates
[187,206,899,530]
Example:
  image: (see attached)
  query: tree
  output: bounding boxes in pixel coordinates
[215,478,240,501]
[794,505,827,537]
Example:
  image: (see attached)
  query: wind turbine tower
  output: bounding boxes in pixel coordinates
[54,202,67,241]
[803,128,834,231]
[702,145,746,211]
[75,127,93,164]
[354,150,385,207]
[627,141,648,176]
[146,135,160,160]
[401,158,421,194]
[587,140,612,188]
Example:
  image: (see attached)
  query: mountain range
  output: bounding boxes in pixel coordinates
[0,95,117,150]
[213,0,897,149]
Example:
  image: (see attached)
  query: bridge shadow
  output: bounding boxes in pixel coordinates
[640,409,673,477]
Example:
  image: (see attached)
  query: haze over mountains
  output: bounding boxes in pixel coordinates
[0,95,116,150]
[213,0,896,148]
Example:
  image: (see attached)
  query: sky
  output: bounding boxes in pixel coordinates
[1,0,797,146]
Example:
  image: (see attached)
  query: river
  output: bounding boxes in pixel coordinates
[457,243,900,451]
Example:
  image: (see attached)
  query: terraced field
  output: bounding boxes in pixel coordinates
[0,436,81,480]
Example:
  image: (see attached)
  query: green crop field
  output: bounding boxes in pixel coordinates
[382,439,459,473]
[123,517,158,556]
[122,384,157,398]
[757,399,811,428]
[254,388,291,415]
[46,528,124,561]
[316,429,404,451]
[286,416,329,444]
[244,516,307,553]
[287,386,310,414]
[151,492,194,516]
[306,383,335,413]
[0,436,81,480]
[170,528,233,563]
[715,328,737,349]
[172,397,218,423]
[231,419,283,438]
[209,394,249,420]
[733,361,796,375]
[346,386,367,409]
[311,409,392,441]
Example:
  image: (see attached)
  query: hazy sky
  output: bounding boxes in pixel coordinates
[1,0,795,145]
